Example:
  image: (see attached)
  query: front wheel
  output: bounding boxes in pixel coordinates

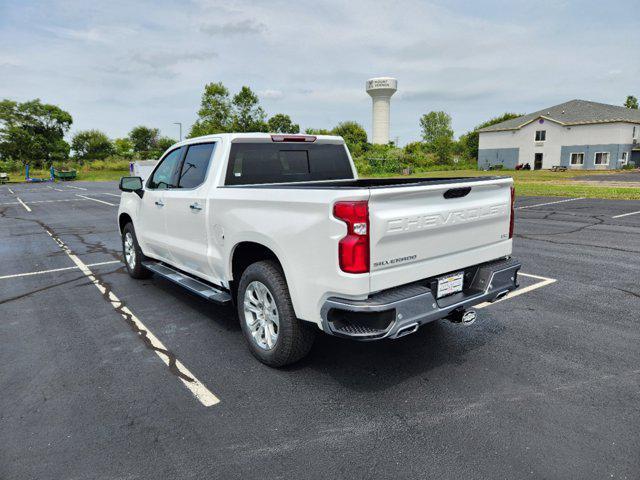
[122,223,152,279]
[237,260,315,367]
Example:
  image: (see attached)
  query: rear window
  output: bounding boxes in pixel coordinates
[225,143,353,185]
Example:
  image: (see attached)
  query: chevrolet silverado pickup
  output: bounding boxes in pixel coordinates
[118,133,520,366]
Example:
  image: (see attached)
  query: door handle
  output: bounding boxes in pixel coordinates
[155,200,165,207]
[189,203,202,211]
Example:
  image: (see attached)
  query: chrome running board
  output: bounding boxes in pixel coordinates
[142,261,232,305]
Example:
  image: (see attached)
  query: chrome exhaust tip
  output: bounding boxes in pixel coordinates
[447,308,477,326]
[491,289,510,302]
[460,309,477,326]
[396,322,419,337]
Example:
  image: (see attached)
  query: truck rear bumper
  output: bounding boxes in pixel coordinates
[320,258,520,340]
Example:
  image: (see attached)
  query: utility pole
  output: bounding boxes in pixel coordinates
[173,122,183,141]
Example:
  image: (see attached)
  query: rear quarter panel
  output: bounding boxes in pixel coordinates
[213,186,370,326]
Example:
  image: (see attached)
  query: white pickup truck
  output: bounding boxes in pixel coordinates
[118,133,520,366]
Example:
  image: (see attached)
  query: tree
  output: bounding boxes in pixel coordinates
[458,112,521,161]
[267,113,299,133]
[189,82,232,137]
[129,126,160,156]
[71,129,114,161]
[114,137,134,158]
[157,136,177,153]
[331,121,368,155]
[305,128,332,135]
[419,111,453,144]
[231,86,267,132]
[432,136,454,164]
[624,95,638,109]
[0,98,72,166]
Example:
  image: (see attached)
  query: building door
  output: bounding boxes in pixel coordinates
[632,150,640,167]
[534,153,543,170]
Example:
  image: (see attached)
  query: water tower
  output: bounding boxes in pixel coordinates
[366,77,397,144]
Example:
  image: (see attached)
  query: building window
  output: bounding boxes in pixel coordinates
[634,126,638,139]
[535,130,546,141]
[570,153,584,165]
[594,152,610,165]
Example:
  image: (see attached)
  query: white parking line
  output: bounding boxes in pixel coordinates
[516,198,584,210]
[65,185,87,191]
[16,197,31,212]
[42,227,219,407]
[0,198,94,206]
[0,260,121,280]
[612,209,640,219]
[101,193,121,198]
[75,194,117,206]
[8,187,14,194]
[47,186,65,192]
[475,272,556,309]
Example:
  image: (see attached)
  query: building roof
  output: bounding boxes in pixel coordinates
[478,99,640,132]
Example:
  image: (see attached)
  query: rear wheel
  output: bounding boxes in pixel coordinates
[122,223,152,279]
[237,260,315,367]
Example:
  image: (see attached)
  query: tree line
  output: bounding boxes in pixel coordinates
[1,88,637,173]
[0,98,178,169]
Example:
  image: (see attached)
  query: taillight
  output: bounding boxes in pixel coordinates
[509,186,515,238]
[333,201,369,273]
[270,134,316,142]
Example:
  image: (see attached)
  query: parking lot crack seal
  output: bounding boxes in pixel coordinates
[610,287,640,300]
[0,275,90,305]
[40,223,195,383]
[515,234,640,254]
[91,273,195,382]
[0,210,219,406]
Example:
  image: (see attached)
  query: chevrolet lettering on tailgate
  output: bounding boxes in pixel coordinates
[386,204,505,233]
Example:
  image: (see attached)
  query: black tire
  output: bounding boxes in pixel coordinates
[122,223,152,279]
[237,260,315,367]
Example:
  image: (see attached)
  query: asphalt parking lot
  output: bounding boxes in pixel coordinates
[1,181,639,479]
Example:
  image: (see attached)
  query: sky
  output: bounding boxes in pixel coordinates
[1,0,639,145]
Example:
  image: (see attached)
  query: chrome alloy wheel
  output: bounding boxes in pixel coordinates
[243,280,279,350]
[124,232,136,270]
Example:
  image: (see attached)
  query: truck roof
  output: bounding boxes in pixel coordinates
[173,133,345,148]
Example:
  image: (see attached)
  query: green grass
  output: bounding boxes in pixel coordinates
[366,169,640,200]
[74,169,129,182]
[515,182,640,200]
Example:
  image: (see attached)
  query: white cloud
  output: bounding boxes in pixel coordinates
[45,25,137,44]
[259,89,283,100]
[200,19,267,36]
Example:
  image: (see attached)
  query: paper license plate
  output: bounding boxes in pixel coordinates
[437,271,464,298]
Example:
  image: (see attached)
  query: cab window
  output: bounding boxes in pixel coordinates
[177,143,215,188]
[225,143,352,185]
[148,148,182,189]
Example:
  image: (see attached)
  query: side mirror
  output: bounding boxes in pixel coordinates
[119,176,144,198]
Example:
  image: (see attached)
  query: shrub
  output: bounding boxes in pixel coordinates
[0,160,20,172]
[77,156,130,171]
[52,161,80,171]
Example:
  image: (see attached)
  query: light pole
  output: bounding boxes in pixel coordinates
[173,122,182,141]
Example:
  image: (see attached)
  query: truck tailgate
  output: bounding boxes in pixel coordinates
[368,178,513,293]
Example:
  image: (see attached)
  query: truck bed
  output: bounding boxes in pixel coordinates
[222,176,507,189]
